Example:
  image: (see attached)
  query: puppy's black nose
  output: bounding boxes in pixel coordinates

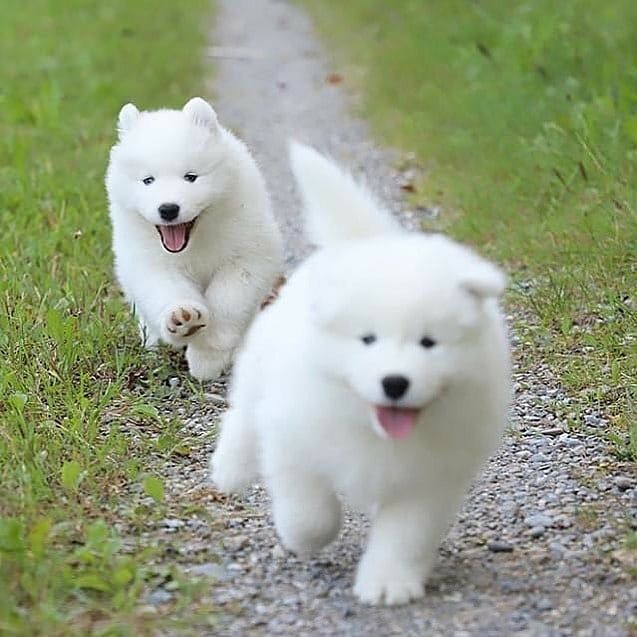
[381,375,410,400]
[158,203,180,221]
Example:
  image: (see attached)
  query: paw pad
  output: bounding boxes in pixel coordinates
[164,304,207,340]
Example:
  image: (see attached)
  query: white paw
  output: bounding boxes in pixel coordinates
[161,303,209,344]
[277,519,339,558]
[185,346,230,381]
[209,451,252,494]
[273,491,342,557]
[353,560,424,606]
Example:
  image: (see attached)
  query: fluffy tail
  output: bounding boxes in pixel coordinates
[289,141,403,247]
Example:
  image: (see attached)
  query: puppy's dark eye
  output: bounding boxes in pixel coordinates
[420,336,437,349]
[142,176,155,185]
[184,173,198,183]
[361,334,377,345]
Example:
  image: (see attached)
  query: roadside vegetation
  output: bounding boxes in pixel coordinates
[0,1,212,634]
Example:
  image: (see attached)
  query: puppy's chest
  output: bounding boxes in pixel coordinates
[320,438,425,509]
[173,252,227,288]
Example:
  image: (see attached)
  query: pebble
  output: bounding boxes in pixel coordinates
[488,541,514,553]
[535,597,554,611]
[147,588,173,605]
[227,562,243,572]
[188,563,226,579]
[500,579,524,594]
[168,377,180,389]
[530,525,546,538]
[205,392,226,404]
[525,514,554,528]
[614,476,633,492]
[223,534,249,552]
[161,518,185,530]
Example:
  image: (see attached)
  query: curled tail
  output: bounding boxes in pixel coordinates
[288,141,404,247]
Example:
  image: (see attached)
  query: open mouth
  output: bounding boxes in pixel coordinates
[155,218,197,253]
[373,405,421,440]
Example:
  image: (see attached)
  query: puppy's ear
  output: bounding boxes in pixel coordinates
[183,97,220,133]
[117,103,140,136]
[460,260,506,300]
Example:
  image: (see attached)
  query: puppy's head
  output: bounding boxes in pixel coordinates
[106,98,231,253]
[306,233,505,440]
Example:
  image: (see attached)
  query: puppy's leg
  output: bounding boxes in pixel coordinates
[121,265,209,348]
[187,263,277,378]
[268,471,342,557]
[185,343,231,382]
[353,499,454,606]
[209,406,258,493]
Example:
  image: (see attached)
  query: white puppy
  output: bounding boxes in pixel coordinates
[210,143,511,605]
[105,98,282,380]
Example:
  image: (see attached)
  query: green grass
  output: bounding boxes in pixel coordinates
[301,0,637,459]
[0,0,213,633]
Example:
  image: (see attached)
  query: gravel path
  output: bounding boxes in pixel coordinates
[144,1,636,634]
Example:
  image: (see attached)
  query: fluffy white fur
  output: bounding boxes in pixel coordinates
[210,143,511,605]
[105,98,282,380]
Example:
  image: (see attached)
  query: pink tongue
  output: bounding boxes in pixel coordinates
[158,223,188,252]
[375,406,419,439]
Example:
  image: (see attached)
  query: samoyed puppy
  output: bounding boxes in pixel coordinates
[210,143,511,605]
[105,98,282,380]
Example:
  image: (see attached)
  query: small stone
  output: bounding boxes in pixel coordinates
[543,427,563,436]
[583,414,602,427]
[510,610,529,628]
[548,542,564,559]
[162,518,185,530]
[530,525,546,538]
[227,562,243,572]
[615,476,633,492]
[488,540,514,553]
[147,588,172,605]
[535,597,553,611]
[168,377,180,388]
[223,534,249,552]
[525,514,553,528]
[188,563,226,579]
[500,579,523,594]
[414,205,440,219]
[530,453,550,464]
[204,392,226,404]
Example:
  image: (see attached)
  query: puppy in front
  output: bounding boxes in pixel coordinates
[210,143,511,605]
[105,98,282,380]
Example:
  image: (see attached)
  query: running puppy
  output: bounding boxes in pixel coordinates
[106,98,283,380]
[210,143,511,605]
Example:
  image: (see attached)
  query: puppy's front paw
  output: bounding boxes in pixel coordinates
[209,451,251,494]
[185,345,230,381]
[354,560,424,606]
[161,303,208,344]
